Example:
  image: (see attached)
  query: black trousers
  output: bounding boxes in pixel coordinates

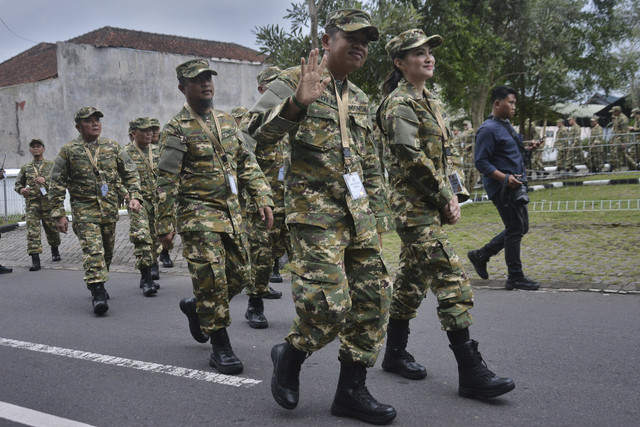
[479,194,529,278]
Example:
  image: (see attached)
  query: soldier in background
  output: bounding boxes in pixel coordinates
[15,138,61,271]
[568,117,582,167]
[555,118,571,172]
[461,120,477,190]
[147,117,174,269]
[242,66,288,330]
[254,65,288,288]
[156,59,273,375]
[0,170,11,273]
[628,108,640,167]
[524,119,545,172]
[609,106,636,171]
[125,117,161,297]
[585,116,604,173]
[49,107,143,315]
[249,9,396,423]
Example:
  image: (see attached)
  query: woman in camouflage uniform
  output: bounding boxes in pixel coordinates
[377,29,514,399]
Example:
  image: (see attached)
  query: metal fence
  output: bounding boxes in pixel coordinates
[529,199,640,212]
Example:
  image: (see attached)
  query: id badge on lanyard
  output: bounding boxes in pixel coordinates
[343,171,366,200]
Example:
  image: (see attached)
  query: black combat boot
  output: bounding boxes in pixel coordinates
[264,286,282,299]
[150,261,160,280]
[382,318,427,380]
[450,339,516,399]
[159,249,173,268]
[245,296,268,329]
[29,254,41,271]
[87,282,109,315]
[270,342,307,409]
[331,361,397,425]
[269,259,283,283]
[51,246,61,262]
[0,264,12,274]
[140,267,158,297]
[209,327,243,375]
[178,297,209,343]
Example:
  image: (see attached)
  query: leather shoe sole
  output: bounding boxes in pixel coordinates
[459,379,516,399]
[331,398,397,425]
[179,298,210,343]
[505,277,539,291]
[209,355,243,375]
[93,301,109,315]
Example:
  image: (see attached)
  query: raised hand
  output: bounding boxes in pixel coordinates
[294,49,331,107]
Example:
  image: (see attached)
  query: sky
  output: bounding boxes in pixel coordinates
[0,0,297,64]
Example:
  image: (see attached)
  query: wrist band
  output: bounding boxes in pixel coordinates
[291,94,308,110]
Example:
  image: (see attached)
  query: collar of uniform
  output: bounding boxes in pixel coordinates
[399,78,430,101]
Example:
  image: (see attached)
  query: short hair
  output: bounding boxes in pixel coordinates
[324,26,341,39]
[491,86,517,103]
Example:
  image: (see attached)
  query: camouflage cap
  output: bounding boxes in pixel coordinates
[147,117,161,128]
[556,118,565,124]
[257,66,282,86]
[609,105,621,113]
[590,116,599,122]
[176,59,217,80]
[463,120,471,127]
[568,116,576,121]
[231,106,248,118]
[75,106,104,121]
[631,107,640,114]
[129,117,154,130]
[325,9,379,41]
[29,138,45,147]
[385,28,442,59]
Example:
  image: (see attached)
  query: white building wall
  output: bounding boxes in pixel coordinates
[0,42,266,170]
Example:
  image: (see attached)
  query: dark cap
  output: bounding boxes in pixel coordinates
[75,106,104,121]
[176,59,217,80]
[385,29,442,59]
[29,138,45,147]
[129,117,154,131]
[325,9,379,42]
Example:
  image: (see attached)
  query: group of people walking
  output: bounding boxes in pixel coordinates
[3,8,552,424]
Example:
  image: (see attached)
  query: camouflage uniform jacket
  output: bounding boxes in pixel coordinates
[556,126,570,144]
[124,142,159,204]
[612,113,629,144]
[590,124,603,145]
[49,136,142,222]
[14,159,54,207]
[378,79,469,228]
[243,113,288,216]
[569,123,581,144]
[156,106,273,235]
[248,66,393,235]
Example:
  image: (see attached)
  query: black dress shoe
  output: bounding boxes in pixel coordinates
[505,276,539,291]
[263,286,282,300]
[179,297,209,343]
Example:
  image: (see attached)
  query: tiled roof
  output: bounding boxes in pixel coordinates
[0,43,58,88]
[0,26,265,88]
[69,26,264,62]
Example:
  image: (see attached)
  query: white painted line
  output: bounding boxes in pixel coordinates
[0,401,95,427]
[0,337,261,388]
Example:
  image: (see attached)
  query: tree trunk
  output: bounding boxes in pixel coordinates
[308,0,320,51]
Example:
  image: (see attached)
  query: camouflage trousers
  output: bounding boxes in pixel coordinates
[128,202,159,270]
[608,142,637,170]
[392,224,474,331]
[246,211,291,297]
[531,150,544,171]
[25,203,60,255]
[72,221,117,284]
[555,141,573,170]
[181,231,251,334]
[585,147,604,172]
[286,218,392,367]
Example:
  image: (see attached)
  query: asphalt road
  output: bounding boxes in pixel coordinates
[0,268,638,426]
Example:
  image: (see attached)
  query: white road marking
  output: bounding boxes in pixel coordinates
[0,401,95,427]
[0,337,261,388]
